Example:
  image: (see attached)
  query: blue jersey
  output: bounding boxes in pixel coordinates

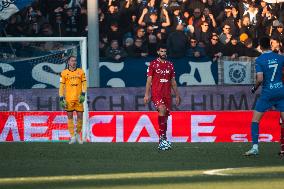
[255,51,284,93]
[255,51,284,112]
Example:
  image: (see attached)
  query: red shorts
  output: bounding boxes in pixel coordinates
[152,96,171,115]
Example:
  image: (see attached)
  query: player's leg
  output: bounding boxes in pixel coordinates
[244,96,270,156]
[244,110,264,156]
[74,101,84,144]
[279,112,284,158]
[152,97,170,150]
[251,111,264,147]
[273,99,284,157]
[75,111,83,144]
[164,97,172,147]
[152,97,167,141]
[157,105,172,150]
[152,96,172,150]
[67,111,76,144]
[157,104,167,141]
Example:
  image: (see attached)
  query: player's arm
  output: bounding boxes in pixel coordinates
[144,76,152,104]
[59,72,65,97]
[171,78,181,106]
[59,73,66,108]
[81,72,87,94]
[252,72,263,94]
[59,82,65,97]
[79,71,87,103]
[252,59,263,94]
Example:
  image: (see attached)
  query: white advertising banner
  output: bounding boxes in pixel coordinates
[223,61,252,84]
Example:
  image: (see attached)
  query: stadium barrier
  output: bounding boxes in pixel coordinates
[100,56,256,87]
[0,111,280,142]
[0,86,261,111]
[1,52,255,89]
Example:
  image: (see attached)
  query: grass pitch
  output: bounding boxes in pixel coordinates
[0,143,284,189]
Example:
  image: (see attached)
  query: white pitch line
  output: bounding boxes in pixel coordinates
[203,168,235,176]
[0,170,202,184]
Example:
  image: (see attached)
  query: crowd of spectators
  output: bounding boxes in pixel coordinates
[1,0,87,38]
[98,0,284,61]
[1,0,284,61]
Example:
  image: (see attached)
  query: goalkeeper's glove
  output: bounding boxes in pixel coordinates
[251,85,257,94]
[59,96,67,108]
[79,92,86,103]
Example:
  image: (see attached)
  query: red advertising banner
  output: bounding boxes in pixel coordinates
[0,111,280,142]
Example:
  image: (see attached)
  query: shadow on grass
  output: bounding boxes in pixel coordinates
[0,143,283,178]
[1,172,284,189]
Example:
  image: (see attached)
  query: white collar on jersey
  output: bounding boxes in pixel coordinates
[157,58,166,63]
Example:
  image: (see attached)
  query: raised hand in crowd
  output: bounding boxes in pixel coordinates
[161,8,171,27]
[138,8,148,26]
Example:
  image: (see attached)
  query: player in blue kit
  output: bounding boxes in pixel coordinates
[244,37,284,157]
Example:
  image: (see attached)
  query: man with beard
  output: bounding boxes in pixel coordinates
[144,44,181,151]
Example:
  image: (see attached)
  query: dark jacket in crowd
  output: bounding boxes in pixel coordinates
[205,42,224,59]
[222,42,244,57]
[167,30,187,58]
[105,47,127,61]
[195,29,212,45]
[243,46,261,57]
[186,45,206,58]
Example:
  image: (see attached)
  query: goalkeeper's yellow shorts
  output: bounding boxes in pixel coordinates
[65,100,84,112]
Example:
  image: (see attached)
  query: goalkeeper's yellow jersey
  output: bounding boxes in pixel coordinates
[59,68,87,101]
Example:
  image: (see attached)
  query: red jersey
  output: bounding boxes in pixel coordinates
[147,58,175,97]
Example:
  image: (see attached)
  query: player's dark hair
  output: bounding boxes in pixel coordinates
[157,43,167,51]
[259,37,271,50]
[270,36,280,42]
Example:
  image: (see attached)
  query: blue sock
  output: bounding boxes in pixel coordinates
[251,122,259,145]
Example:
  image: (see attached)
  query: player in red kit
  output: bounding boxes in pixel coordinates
[144,44,181,151]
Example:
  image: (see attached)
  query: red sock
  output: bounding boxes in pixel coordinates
[165,116,168,133]
[281,127,284,151]
[158,116,167,140]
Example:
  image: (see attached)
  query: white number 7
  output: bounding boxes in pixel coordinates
[269,64,278,82]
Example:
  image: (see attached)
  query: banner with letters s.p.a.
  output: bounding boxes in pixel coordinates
[0,111,280,142]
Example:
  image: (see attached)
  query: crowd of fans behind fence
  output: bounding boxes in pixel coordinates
[1,0,284,60]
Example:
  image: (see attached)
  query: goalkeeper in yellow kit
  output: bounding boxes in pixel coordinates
[59,56,87,144]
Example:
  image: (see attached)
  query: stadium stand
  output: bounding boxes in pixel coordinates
[0,0,283,59]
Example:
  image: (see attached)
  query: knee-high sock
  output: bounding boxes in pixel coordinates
[68,119,75,137]
[77,119,83,134]
[158,116,167,140]
[165,116,168,133]
[281,126,284,151]
[251,122,259,145]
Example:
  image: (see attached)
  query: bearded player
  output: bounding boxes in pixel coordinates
[144,44,181,151]
[59,56,87,144]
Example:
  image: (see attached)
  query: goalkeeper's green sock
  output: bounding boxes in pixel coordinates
[68,119,75,137]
